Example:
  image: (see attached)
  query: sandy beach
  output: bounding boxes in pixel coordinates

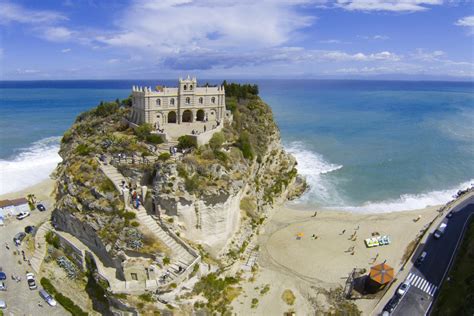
[0,178,56,202]
[232,203,442,315]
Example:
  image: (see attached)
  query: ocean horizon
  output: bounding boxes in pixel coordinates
[1,79,473,212]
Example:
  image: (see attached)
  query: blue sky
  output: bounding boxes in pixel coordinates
[0,0,473,80]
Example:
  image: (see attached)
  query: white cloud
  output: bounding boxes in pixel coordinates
[319,39,345,43]
[359,34,390,40]
[61,48,71,53]
[39,26,74,42]
[455,16,474,27]
[335,0,443,12]
[320,50,401,61]
[0,1,66,25]
[411,48,445,61]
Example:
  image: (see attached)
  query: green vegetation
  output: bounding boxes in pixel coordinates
[40,277,88,316]
[163,257,170,265]
[158,152,171,161]
[99,178,116,193]
[45,231,60,249]
[95,101,119,117]
[192,272,241,314]
[177,135,197,149]
[281,289,296,306]
[237,131,254,160]
[222,81,259,99]
[139,292,155,302]
[135,123,153,140]
[251,298,259,309]
[209,132,225,151]
[432,219,474,316]
[260,284,270,295]
[75,143,93,156]
[146,134,164,144]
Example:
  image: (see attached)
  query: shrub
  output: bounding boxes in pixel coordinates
[130,221,140,227]
[281,289,296,306]
[214,150,228,163]
[184,175,200,193]
[135,123,153,140]
[209,132,225,151]
[177,135,197,150]
[238,132,254,160]
[222,81,259,99]
[138,292,154,302]
[76,143,92,156]
[146,134,163,144]
[251,298,259,308]
[99,178,116,192]
[163,257,170,265]
[158,152,171,161]
[62,130,73,143]
[45,231,60,249]
[95,101,118,117]
[41,277,88,316]
[122,211,136,220]
[40,277,56,294]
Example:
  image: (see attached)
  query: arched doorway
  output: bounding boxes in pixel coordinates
[196,109,205,122]
[182,110,193,123]
[168,111,177,123]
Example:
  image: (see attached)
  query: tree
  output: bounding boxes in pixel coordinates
[209,132,225,151]
[135,123,153,140]
[177,135,197,150]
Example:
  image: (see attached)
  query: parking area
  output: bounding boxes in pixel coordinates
[0,200,67,315]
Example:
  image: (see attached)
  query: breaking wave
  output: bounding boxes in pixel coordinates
[0,137,62,195]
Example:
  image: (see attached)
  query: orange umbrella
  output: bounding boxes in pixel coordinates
[297,232,304,238]
[369,262,394,285]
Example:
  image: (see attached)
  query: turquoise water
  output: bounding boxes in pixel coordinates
[0,80,473,212]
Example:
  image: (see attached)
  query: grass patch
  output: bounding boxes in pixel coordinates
[432,218,474,316]
[192,272,241,314]
[281,289,296,306]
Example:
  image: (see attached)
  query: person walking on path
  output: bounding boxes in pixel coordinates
[312,211,318,217]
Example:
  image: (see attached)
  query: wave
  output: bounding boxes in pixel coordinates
[285,141,344,205]
[0,137,62,195]
[336,180,474,213]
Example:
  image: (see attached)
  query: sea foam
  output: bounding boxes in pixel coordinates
[285,141,344,205]
[338,180,474,213]
[0,137,62,195]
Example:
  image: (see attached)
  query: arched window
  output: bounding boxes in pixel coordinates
[189,85,193,90]
[183,85,187,91]
[170,98,175,106]
[182,110,193,123]
[199,97,203,104]
[156,99,161,106]
[211,97,216,104]
[185,97,191,104]
[168,111,177,123]
[196,109,205,121]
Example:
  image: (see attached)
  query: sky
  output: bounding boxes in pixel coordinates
[0,0,473,80]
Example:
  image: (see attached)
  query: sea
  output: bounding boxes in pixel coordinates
[0,80,473,212]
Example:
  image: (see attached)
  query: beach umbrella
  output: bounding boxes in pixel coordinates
[369,262,394,285]
[296,232,304,238]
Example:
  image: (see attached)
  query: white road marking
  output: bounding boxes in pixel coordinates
[430,286,437,296]
[407,273,414,282]
[422,282,431,292]
[419,279,427,290]
[413,275,422,287]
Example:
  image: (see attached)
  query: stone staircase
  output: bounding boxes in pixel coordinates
[98,157,199,282]
[31,221,52,273]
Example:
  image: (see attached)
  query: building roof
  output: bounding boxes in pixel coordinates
[0,198,28,208]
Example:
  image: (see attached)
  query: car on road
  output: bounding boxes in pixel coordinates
[26,273,37,290]
[25,225,36,234]
[446,210,454,218]
[434,220,448,239]
[383,296,399,313]
[16,211,30,220]
[0,272,6,280]
[37,203,46,212]
[13,232,27,245]
[39,289,57,306]
[0,300,6,309]
[397,280,411,296]
[0,281,6,291]
[415,251,427,267]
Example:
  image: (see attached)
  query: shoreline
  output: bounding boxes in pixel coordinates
[0,178,56,202]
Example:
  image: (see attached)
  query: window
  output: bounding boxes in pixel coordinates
[186,97,190,104]
[189,85,193,90]
[211,97,216,104]
[156,99,161,106]
[170,98,175,105]
[131,273,138,281]
[183,85,187,91]
[199,97,203,104]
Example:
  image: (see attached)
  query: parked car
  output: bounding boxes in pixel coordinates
[0,272,6,280]
[0,300,6,309]
[37,203,46,212]
[434,220,448,239]
[415,251,427,267]
[383,297,398,313]
[0,281,6,291]
[16,211,30,220]
[13,232,27,245]
[26,273,37,290]
[397,280,411,296]
[24,225,36,234]
[39,289,57,306]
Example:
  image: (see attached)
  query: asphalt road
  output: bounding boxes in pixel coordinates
[0,201,67,316]
[390,202,474,316]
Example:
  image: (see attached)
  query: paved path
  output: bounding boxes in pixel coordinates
[30,221,52,273]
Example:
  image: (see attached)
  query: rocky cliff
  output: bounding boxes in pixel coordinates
[52,86,306,276]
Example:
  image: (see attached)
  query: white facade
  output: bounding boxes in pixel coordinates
[129,76,226,131]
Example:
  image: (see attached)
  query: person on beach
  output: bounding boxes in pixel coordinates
[341,229,346,235]
[312,211,318,217]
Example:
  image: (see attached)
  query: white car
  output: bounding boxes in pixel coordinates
[0,299,6,309]
[397,281,411,296]
[16,211,30,220]
[39,289,57,306]
[26,273,37,290]
[0,281,6,291]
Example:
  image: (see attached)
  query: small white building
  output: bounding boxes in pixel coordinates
[0,198,29,216]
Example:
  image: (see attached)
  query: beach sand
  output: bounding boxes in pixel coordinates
[0,178,56,202]
[232,204,441,315]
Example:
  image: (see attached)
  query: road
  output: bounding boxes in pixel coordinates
[390,202,474,316]
[0,201,67,316]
